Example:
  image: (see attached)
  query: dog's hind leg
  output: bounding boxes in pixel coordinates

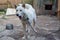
[33,19,37,32]
[33,19,35,26]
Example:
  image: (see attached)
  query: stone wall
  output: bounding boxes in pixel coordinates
[33,0,57,15]
[33,0,44,15]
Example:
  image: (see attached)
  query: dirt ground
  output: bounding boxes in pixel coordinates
[0,15,60,40]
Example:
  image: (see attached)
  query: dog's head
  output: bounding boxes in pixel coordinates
[15,4,29,20]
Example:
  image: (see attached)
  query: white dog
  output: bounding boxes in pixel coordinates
[15,4,36,40]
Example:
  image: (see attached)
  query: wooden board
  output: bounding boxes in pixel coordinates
[6,8,16,15]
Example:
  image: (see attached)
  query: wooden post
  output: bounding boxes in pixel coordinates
[57,0,60,19]
[57,10,60,20]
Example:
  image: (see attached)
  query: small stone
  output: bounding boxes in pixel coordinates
[0,30,14,36]
[0,25,5,32]
[0,36,15,40]
[45,34,56,40]
[36,37,45,40]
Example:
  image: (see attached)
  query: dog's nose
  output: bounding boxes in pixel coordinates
[16,14,19,16]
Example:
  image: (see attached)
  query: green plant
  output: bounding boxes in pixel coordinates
[23,0,33,5]
[49,0,55,3]
[0,9,6,15]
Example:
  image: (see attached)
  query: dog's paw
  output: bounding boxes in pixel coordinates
[22,35,31,40]
[22,36,26,40]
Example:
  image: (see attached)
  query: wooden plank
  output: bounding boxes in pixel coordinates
[6,8,16,15]
[57,0,60,19]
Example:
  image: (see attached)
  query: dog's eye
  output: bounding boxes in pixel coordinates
[20,10,22,11]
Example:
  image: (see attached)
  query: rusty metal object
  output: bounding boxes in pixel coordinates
[6,24,13,30]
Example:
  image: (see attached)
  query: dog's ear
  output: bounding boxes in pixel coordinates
[14,5,17,8]
[22,4,25,8]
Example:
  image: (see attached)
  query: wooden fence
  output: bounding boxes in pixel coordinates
[0,0,21,9]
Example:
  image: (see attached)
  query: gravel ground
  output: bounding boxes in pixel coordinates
[0,15,60,40]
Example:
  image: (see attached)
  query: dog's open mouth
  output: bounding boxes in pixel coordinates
[19,16,22,19]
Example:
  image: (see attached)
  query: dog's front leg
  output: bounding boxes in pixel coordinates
[22,22,28,40]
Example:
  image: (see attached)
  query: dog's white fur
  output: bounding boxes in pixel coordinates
[16,4,36,39]
[16,4,36,23]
